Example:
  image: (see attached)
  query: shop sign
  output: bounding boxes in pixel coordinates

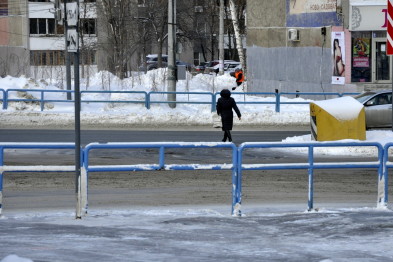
[350,4,387,31]
[289,0,336,14]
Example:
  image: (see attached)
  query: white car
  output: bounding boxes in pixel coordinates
[354,90,392,129]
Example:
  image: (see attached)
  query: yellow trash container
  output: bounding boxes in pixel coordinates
[310,96,366,141]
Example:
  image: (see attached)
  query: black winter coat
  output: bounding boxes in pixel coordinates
[216,89,241,131]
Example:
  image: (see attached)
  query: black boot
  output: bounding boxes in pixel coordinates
[222,130,228,142]
[227,130,232,142]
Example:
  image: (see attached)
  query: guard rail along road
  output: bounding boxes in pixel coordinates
[0,89,360,113]
[0,141,390,218]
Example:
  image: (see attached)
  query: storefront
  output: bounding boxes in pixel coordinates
[349,0,389,85]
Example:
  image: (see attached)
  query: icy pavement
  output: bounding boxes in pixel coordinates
[1,205,393,262]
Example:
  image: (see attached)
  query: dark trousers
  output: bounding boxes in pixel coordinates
[222,129,232,142]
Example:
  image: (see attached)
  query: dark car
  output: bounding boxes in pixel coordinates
[354,90,392,128]
[139,54,192,72]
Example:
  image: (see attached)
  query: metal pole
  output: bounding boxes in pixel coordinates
[167,0,176,108]
[64,0,72,100]
[74,0,82,219]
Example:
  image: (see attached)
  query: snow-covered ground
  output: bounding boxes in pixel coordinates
[0,71,311,129]
[1,72,393,262]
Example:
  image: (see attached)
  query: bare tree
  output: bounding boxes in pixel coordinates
[229,0,246,74]
[134,0,168,68]
[97,0,138,79]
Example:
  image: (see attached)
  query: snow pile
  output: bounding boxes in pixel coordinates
[312,96,364,121]
[0,72,311,128]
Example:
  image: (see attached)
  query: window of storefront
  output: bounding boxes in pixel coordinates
[351,31,371,82]
[351,31,391,83]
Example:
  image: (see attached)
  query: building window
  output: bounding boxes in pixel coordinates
[81,19,96,36]
[31,50,96,66]
[81,50,96,65]
[30,50,65,66]
[0,0,7,16]
[30,18,63,35]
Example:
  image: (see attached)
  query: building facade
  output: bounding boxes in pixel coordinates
[247,0,390,94]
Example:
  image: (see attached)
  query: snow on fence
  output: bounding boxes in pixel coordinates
[237,141,386,216]
[1,88,360,113]
[0,141,390,217]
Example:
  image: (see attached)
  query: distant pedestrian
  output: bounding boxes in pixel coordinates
[230,68,244,90]
[216,89,241,142]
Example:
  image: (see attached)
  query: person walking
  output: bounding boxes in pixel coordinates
[230,68,244,90]
[216,89,241,142]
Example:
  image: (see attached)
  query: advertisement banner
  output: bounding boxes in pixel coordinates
[332,32,345,85]
[352,38,370,68]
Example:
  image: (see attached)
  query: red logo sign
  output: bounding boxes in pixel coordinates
[387,0,393,55]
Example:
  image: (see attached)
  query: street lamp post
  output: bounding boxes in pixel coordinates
[167,0,176,108]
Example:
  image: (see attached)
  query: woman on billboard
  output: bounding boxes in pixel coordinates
[333,38,345,77]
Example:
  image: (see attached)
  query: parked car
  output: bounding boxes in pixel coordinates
[204,60,237,74]
[225,62,241,73]
[354,90,392,129]
[193,62,207,73]
[138,54,168,71]
[139,54,192,72]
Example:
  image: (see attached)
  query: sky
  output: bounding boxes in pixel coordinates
[1,71,393,261]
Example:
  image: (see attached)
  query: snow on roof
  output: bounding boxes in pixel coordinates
[312,96,364,121]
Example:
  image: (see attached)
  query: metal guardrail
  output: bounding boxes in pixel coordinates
[80,90,148,108]
[83,142,238,214]
[236,141,385,216]
[147,91,214,110]
[0,141,387,217]
[1,88,360,112]
[0,143,77,215]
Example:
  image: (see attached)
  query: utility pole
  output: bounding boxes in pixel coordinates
[218,0,224,75]
[64,0,72,100]
[63,0,82,218]
[167,0,176,108]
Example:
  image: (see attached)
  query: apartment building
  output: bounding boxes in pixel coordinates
[1,0,242,78]
[0,0,97,78]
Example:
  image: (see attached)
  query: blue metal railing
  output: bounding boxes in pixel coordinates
[5,89,74,111]
[0,141,387,217]
[0,89,5,108]
[383,142,393,205]
[1,88,360,112]
[147,91,214,110]
[236,141,385,216]
[0,142,77,214]
[83,142,238,214]
[80,90,148,108]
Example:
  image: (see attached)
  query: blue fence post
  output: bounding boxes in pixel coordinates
[380,144,389,207]
[233,145,243,216]
[40,90,45,111]
[4,90,8,110]
[147,92,151,109]
[144,91,148,109]
[275,93,280,113]
[1,89,5,110]
[212,93,216,112]
[159,147,165,169]
[307,146,314,211]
